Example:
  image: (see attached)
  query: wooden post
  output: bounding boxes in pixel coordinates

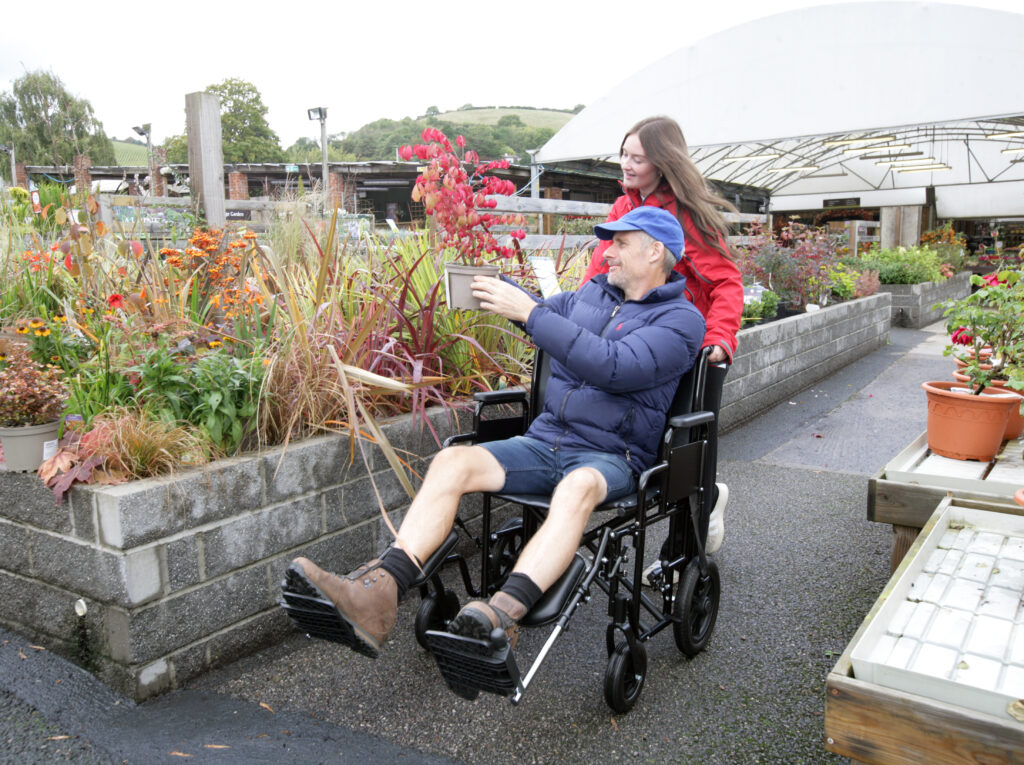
[185,92,225,228]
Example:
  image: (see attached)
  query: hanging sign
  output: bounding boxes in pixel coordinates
[823,197,861,209]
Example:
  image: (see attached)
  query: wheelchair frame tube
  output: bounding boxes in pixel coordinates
[512,527,613,704]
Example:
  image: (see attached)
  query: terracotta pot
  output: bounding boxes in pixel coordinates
[951,371,1024,440]
[954,358,993,371]
[921,381,1017,461]
[444,264,500,310]
[0,420,61,472]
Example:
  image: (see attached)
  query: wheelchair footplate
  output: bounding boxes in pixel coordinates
[424,629,523,700]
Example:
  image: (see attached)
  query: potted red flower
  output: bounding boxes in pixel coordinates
[0,339,68,472]
[399,129,526,309]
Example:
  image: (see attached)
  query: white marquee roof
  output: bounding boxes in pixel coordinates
[536,2,1024,216]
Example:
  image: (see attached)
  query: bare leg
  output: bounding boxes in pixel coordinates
[394,445,506,564]
[510,467,608,591]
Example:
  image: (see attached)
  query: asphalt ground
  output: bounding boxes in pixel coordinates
[0,322,955,764]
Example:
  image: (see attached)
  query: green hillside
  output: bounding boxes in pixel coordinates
[112,140,149,166]
[429,107,576,131]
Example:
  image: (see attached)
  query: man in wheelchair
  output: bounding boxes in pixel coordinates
[283,206,705,662]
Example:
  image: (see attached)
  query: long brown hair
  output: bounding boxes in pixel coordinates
[625,116,736,260]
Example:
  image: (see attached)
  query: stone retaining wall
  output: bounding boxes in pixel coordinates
[0,408,467,700]
[721,293,891,431]
[876,270,971,328]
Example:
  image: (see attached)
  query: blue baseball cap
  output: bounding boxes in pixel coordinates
[593,207,685,261]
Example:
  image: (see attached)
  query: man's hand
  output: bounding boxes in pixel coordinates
[707,345,729,363]
[471,276,538,324]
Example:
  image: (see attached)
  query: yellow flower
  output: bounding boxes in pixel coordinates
[208,340,223,348]
[16,326,29,335]
[34,327,51,337]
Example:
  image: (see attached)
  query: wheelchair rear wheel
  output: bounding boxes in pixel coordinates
[414,590,460,649]
[672,557,720,657]
[603,640,647,713]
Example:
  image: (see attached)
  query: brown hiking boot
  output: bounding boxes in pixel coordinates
[280,557,397,658]
[448,591,526,649]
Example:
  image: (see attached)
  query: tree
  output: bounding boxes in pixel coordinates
[0,70,115,166]
[424,105,440,116]
[161,78,284,164]
[206,78,284,163]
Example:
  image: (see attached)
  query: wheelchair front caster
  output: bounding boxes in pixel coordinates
[604,640,647,713]
[414,590,460,649]
[673,557,720,657]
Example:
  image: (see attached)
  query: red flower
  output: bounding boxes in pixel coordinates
[950,327,973,345]
[456,135,465,148]
[107,293,125,310]
[398,145,413,161]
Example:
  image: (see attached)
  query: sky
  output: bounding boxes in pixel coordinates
[2,0,1021,149]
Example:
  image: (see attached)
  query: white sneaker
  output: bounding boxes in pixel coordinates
[641,561,678,588]
[706,483,728,554]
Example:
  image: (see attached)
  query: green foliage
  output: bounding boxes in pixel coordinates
[284,135,357,164]
[340,117,554,163]
[860,245,944,284]
[827,262,858,300]
[939,270,1024,393]
[161,78,284,163]
[0,70,115,166]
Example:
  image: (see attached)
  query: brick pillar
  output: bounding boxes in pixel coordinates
[328,172,349,212]
[72,155,92,193]
[151,147,167,197]
[15,162,28,189]
[227,171,249,200]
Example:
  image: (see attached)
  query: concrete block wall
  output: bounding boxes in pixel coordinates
[721,293,891,431]
[0,406,466,700]
[878,271,972,328]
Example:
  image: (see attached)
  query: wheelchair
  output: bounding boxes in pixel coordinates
[410,346,721,713]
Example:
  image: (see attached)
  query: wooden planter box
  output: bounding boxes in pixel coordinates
[868,432,1024,569]
[877,270,972,328]
[0,407,466,700]
[826,496,1024,763]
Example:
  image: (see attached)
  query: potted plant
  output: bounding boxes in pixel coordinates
[924,269,1024,460]
[0,339,68,472]
[399,129,526,310]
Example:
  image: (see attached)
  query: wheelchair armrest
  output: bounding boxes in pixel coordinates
[442,432,477,448]
[474,388,528,406]
[668,410,715,430]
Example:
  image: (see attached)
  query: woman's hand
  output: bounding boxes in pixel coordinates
[707,345,729,363]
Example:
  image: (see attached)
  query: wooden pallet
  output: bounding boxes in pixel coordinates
[827,496,1024,763]
[868,433,1024,570]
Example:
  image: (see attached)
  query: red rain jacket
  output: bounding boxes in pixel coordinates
[581,185,744,361]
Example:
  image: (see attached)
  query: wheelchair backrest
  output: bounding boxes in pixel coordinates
[527,346,710,449]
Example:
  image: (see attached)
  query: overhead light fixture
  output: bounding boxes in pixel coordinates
[1001,147,1024,154]
[822,135,896,146]
[877,156,936,166]
[985,130,1024,139]
[897,164,951,173]
[721,153,781,162]
[843,144,910,155]
[765,165,819,173]
[860,151,924,161]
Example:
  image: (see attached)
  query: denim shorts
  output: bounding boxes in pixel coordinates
[479,436,636,502]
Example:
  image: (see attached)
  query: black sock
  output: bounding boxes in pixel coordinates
[380,546,420,601]
[500,573,543,612]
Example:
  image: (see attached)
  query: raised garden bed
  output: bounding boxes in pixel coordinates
[878,270,972,328]
[721,293,892,431]
[0,407,467,700]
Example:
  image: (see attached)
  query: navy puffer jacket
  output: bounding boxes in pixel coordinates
[523,273,705,473]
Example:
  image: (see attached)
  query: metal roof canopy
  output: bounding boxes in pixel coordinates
[535,2,1024,217]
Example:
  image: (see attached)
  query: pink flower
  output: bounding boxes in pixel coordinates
[456,135,465,148]
[398,145,413,161]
